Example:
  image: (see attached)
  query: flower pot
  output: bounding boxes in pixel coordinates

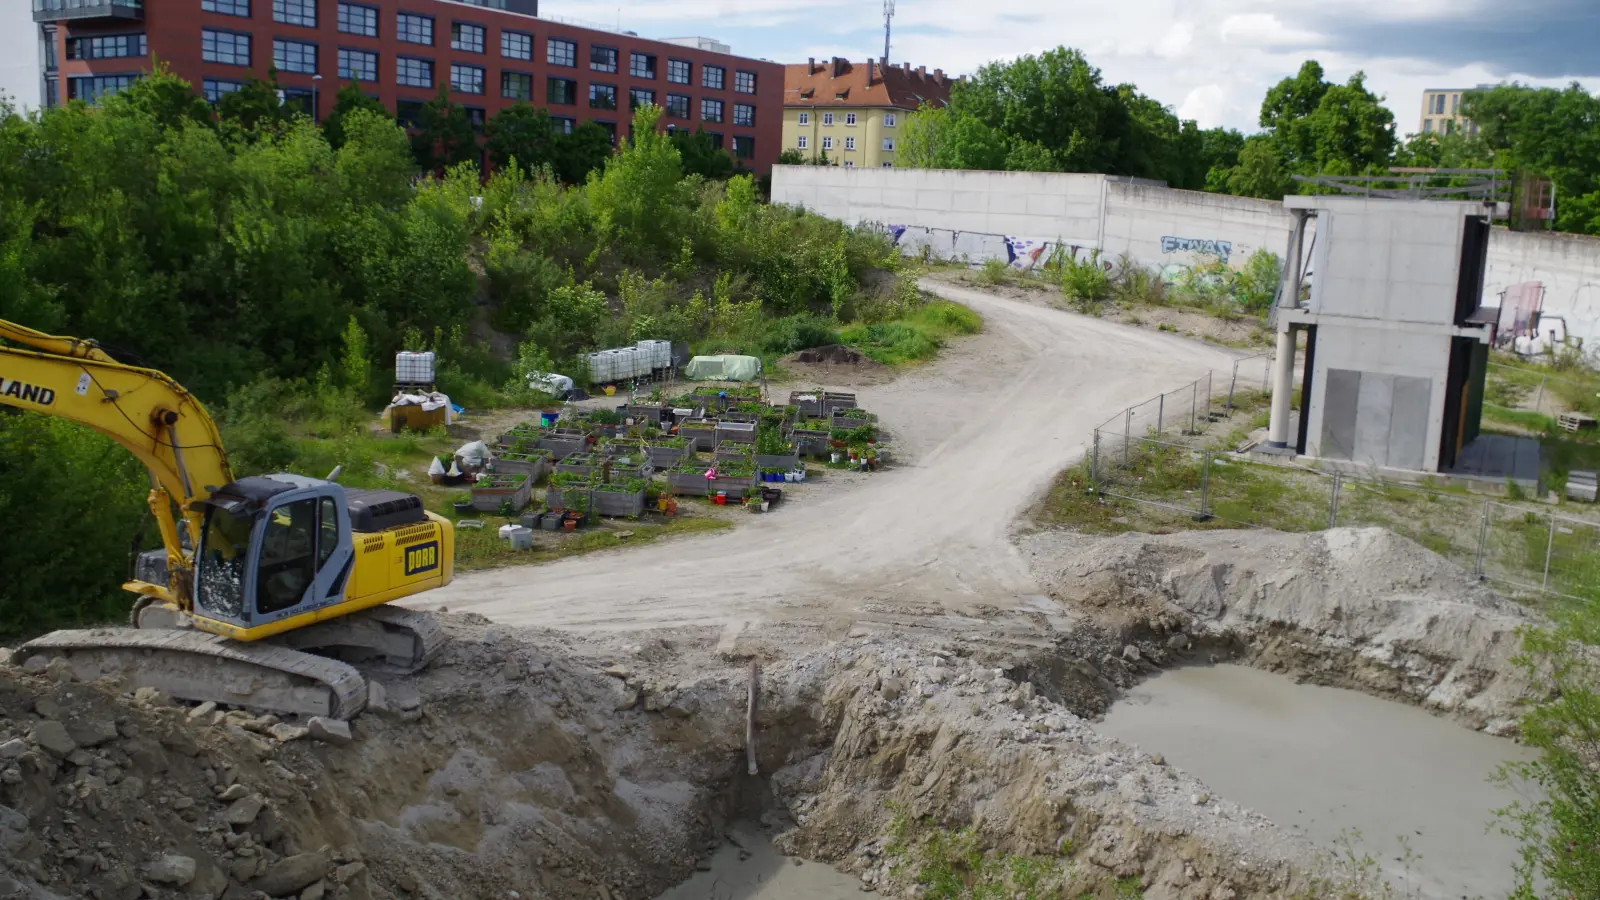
[563,519,576,532]
[452,501,474,516]
[540,514,563,531]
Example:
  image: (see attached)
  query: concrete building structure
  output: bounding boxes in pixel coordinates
[1419,87,1481,137]
[782,57,952,169]
[1265,197,1496,476]
[29,0,784,172]
[1,7,44,112]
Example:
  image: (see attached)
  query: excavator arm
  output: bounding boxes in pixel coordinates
[0,319,233,608]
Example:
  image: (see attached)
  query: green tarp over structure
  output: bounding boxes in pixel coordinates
[683,355,763,381]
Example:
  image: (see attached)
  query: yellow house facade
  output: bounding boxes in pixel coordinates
[783,58,953,168]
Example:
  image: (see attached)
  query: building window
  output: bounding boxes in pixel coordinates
[882,161,893,167]
[464,106,485,131]
[1423,118,1433,133]
[396,99,424,126]
[1469,122,1479,138]
[844,136,855,150]
[822,112,833,126]
[547,37,575,67]
[1444,118,1455,135]
[589,83,616,110]
[845,112,857,126]
[449,63,484,94]
[202,0,249,16]
[397,56,432,88]
[41,26,57,71]
[821,136,833,150]
[590,45,617,73]
[701,98,723,123]
[67,73,138,105]
[337,3,377,36]
[1432,94,1445,114]
[202,78,242,103]
[797,111,808,125]
[502,71,531,100]
[280,88,312,117]
[274,39,317,74]
[596,120,617,143]
[843,160,854,167]
[702,64,724,90]
[733,70,755,94]
[664,93,689,119]
[44,77,58,109]
[733,135,753,158]
[552,116,574,134]
[1451,93,1460,114]
[337,48,377,82]
[796,135,807,149]
[733,103,754,126]
[273,0,315,27]
[202,29,250,66]
[546,77,576,105]
[628,51,656,80]
[630,87,655,111]
[66,33,146,60]
[706,132,723,150]
[883,112,896,127]
[451,22,484,53]
[397,14,433,45]
[882,137,895,152]
[502,30,531,60]
[666,58,690,84]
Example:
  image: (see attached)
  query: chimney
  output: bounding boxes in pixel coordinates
[933,68,944,82]
[902,61,911,73]
[832,57,848,78]
[866,59,875,85]
[808,56,815,74]
[916,65,926,78]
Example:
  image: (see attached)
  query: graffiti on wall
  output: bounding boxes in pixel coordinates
[1160,236,1233,262]
[863,221,1113,273]
[1006,237,1053,272]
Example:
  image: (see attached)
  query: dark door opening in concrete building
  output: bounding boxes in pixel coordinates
[1439,336,1488,471]
[1295,325,1317,455]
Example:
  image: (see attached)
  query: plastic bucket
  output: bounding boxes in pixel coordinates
[540,412,558,426]
[714,493,727,506]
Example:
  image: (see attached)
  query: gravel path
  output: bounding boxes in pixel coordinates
[412,281,1242,633]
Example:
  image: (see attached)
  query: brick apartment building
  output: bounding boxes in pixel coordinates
[31,0,784,172]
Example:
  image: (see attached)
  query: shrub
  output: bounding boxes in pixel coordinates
[977,258,1011,286]
[762,313,841,354]
[1060,249,1111,310]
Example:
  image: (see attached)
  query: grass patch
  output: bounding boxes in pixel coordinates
[1484,404,1557,434]
[886,813,1066,899]
[450,514,731,571]
[841,300,984,365]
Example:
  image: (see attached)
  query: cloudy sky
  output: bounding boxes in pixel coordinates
[546,0,1599,134]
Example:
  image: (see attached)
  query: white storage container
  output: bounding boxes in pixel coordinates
[617,347,646,381]
[637,339,671,370]
[586,351,613,384]
[395,351,436,384]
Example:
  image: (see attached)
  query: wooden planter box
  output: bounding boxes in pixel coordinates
[590,485,647,517]
[644,443,689,469]
[715,442,755,464]
[624,404,666,426]
[545,485,590,512]
[789,391,824,417]
[716,421,757,445]
[791,428,832,457]
[720,412,759,424]
[831,410,875,429]
[538,432,590,460]
[555,453,601,479]
[666,469,715,496]
[679,421,719,451]
[756,452,799,471]
[493,451,551,483]
[689,390,728,411]
[710,474,755,496]
[822,392,858,416]
[601,460,654,482]
[471,476,531,513]
[599,440,647,459]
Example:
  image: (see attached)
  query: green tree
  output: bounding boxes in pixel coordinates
[1226,136,1292,199]
[485,101,558,175]
[953,48,1138,174]
[671,127,734,180]
[322,81,390,149]
[411,86,478,172]
[587,105,684,256]
[1465,83,1600,234]
[114,62,213,131]
[549,120,613,184]
[897,103,1008,171]
[217,73,291,134]
[1248,60,1395,185]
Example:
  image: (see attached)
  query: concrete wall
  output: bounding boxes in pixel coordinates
[1304,324,1450,472]
[0,17,40,113]
[1486,228,1600,346]
[1304,197,1475,326]
[772,164,1600,347]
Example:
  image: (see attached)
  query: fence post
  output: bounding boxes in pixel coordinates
[1091,429,1100,489]
[1327,473,1341,528]
[1190,381,1198,434]
[1227,359,1240,409]
[1204,372,1212,423]
[1474,500,1490,579]
[1199,452,1211,519]
[1123,409,1131,465]
[1535,376,1546,414]
[1542,513,1557,592]
[1157,394,1165,435]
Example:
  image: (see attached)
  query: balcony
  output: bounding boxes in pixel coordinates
[34,0,142,21]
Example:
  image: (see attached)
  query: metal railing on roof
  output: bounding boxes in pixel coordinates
[540,12,638,38]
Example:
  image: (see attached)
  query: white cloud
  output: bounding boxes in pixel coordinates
[545,0,1599,131]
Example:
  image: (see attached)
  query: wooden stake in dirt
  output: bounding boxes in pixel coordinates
[746,660,760,776]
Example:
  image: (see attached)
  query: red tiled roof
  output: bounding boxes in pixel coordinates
[784,58,955,111]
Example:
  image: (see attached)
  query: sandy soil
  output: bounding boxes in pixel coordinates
[410,281,1243,636]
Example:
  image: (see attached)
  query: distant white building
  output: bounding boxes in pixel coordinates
[658,36,732,56]
[0,7,42,113]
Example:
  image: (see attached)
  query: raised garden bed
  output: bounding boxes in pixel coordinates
[666,465,715,496]
[470,474,530,513]
[590,481,648,517]
[789,390,824,417]
[720,412,759,424]
[555,452,602,479]
[537,431,591,460]
[643,441,690,469]
[492,449,552,483]
[678,420,719,451]
[716,421,757,445]
[755,452,800,471]
[688,390,729,411]
[790,424,833,457]
[830,409,876,429]
[822,392,858,416]
[715,441,755,464]
[623,404,666,426]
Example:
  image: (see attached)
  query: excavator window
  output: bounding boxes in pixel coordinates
[196,505,253,620]
[257,499,318,614]
[318,497,338,568]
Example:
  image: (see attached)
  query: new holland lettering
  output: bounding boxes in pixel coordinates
[1,378,56,406]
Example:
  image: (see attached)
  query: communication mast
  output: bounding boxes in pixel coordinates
[883,0,895,64]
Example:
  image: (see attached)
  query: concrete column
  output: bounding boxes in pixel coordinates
[1267,325,1296,448]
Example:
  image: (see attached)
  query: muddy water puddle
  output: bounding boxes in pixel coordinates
[1099,664,1538,899]
[652,822,860,900]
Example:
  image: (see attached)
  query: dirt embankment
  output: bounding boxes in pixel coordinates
[1019,526,1541,734]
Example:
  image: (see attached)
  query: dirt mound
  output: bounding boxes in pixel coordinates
[1019,526,1541,733]
[792,344,871,366]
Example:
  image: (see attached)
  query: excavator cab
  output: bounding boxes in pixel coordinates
[192,474,357,633]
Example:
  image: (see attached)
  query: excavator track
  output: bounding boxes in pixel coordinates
[268,605,446,675]
[18,629,368,719]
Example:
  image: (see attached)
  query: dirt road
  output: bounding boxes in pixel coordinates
[413,282,1243,633]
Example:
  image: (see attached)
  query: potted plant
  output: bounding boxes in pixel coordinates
[451,492,474,516]
[754,426,799,472]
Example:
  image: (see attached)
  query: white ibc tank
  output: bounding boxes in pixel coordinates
[585,351,613,384]
[637,339,671,370]
[395,351,436,384]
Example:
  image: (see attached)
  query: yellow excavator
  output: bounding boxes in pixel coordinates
[2,319,454,718]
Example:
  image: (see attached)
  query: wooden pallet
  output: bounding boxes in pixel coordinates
[1559,412,1597,433]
